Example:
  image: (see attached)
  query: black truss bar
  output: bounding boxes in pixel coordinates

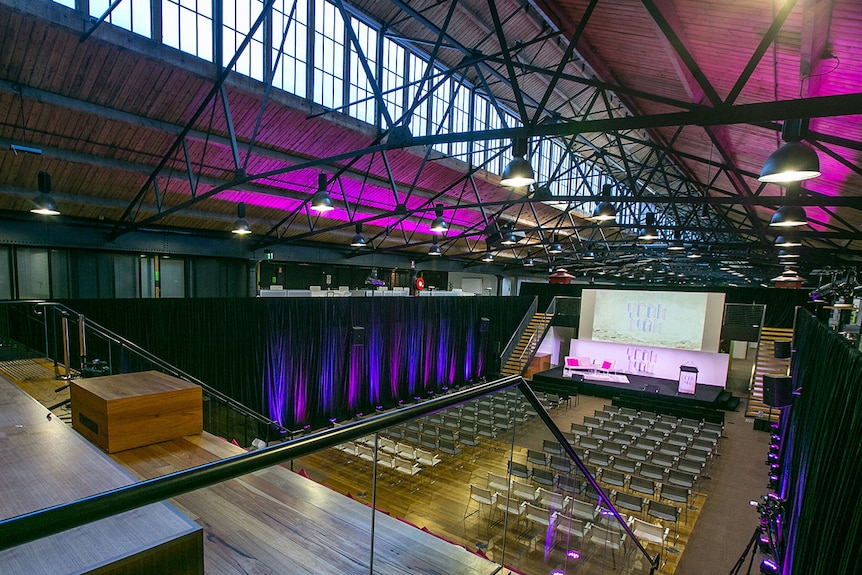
[392,92,862,146]
[219,86,242,171]
[529,0,599,128]
[244,0,298,172]
[724,0,799,107]
[109,0,278,240]
[486,0,529,124]
[640,0,722,107]
[181,138,198,198]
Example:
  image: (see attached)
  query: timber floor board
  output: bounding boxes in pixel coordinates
[0,376,201,575]
[7,365,736,575]
[114,434,513,575]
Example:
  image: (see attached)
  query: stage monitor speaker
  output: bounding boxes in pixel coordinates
[774,340,792,359]
[352,326,365,345]
[479,317,490,333]
[762,373,793,407]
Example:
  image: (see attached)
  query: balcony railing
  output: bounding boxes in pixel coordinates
[0,301,287,446]
[0,371,661,574]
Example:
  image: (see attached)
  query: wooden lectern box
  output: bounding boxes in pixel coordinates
[71,370,202,453]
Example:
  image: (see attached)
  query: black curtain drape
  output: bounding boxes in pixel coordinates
[62,296,531,430]
[777,311,862,573]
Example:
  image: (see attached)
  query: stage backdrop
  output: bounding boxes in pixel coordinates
[63,296,531,430]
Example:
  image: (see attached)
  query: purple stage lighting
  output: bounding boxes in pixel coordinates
[760,558,779,574]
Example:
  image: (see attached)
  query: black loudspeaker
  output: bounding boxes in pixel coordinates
[351,326,365,345]
[774,340,792,359]
[762,373,793,407]
[479,317,490,333]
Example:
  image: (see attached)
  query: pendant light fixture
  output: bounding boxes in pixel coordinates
[500,138,535,187]
[547,235,563,254]
[499,222,518,246]
[481,251,494,262]
[231,202,252,235]
[591,184,616,222]
[775,235,802,248]
[667,230,685,251]
[770,183,808,227]
[310,173,334,212]
[428,242,442,256]
[30,171,60,216]
[639,212,658,241]
[759,119,821,183]
[350,223,366,247]
[430,204,448,233]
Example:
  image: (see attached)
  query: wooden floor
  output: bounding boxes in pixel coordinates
[0,372,202,575]
[1,359,516,575]
[296,395,709,575]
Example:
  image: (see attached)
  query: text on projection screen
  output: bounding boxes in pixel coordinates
[592,290,709,351]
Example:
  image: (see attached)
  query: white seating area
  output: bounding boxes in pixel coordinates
[562,356,617,378]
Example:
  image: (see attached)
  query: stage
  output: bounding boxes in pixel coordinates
[530,366,728,423]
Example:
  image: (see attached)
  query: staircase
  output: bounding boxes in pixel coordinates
[746,327,794,421]
[500,313,553,377]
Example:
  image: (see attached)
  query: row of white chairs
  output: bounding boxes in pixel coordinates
[336,437,445,487]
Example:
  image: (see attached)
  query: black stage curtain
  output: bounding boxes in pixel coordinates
[63,296,530,430]
[778,311,862,573]
[518,283,811,328]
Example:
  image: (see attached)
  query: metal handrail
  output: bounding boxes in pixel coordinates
[519,380,660,571]
[0,375,520,550]
[11,302,284,434]
[511,296,558,376]
[499,296,538,367]
[0,372,658,571]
